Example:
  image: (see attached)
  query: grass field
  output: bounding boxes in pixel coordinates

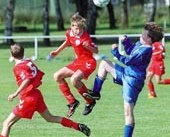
[1,42,170,137]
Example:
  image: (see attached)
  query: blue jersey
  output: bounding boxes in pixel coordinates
[112,41,152,80]
[111,41,152,103]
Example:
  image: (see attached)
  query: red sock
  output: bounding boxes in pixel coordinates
[78,84,94,104]
[59,83,75,104]
[61,117,79,130]
[147,81,156,95]
[161,79,170,84]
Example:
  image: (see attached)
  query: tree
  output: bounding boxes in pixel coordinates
[121,0,129,28]
[74,0,97,35]
[4,0,15,44]
[71,0,117,35]
[107,2,116,29]
[43,0,51,46]
[54,0,65,30]
[75,0,88,18]
[147,0,157,22]
[86,0,98,35]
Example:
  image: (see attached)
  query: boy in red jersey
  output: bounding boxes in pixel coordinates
[50,12,98,117]
[146,41,170,98]
[0,44,91,137]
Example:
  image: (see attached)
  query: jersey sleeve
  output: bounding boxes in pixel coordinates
[121,36,134,55]
[152,42,165,60]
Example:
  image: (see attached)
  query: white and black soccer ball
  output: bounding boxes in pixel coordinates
[93,0,110,8]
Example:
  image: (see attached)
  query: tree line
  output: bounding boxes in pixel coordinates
[4,0,159,46]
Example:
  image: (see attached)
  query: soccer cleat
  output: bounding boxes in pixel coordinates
[67,100,80,117]
[78,124,91,137]
[148,93,157,98]
[83,89,101,100]
[83,100,96,115]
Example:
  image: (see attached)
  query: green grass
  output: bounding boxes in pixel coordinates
[1,43,170,137]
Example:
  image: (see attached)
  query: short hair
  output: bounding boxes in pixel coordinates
[144,22,164,43]
[70,12,86,28]
[10,44,24,59]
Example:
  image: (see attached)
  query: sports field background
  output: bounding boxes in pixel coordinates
[1,42,170,137]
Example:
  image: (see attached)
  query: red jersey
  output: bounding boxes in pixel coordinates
[13,59,44,97]
[148,42,165,75]
[65,29,97,60]
[151,42,165,61]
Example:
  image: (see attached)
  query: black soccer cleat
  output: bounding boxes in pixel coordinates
[67,99,80,117]
[83,89,101,100]
[79,124,91,137]
[83,100,96,115]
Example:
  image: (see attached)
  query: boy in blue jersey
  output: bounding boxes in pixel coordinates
[83,22,163,137]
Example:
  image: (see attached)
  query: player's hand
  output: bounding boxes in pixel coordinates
[83,41,90,48]
[111,44,118,50]
[50,51,57,57]
[8,93,17,101]
[120,35,127,42]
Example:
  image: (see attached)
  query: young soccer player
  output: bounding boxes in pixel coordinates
[0,44,91,137]
[49,12,98,117]
[83,22,164,137]
[146,41,170,98]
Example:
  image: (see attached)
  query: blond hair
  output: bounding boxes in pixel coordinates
[10,44,24,59]
[70,12,86,28]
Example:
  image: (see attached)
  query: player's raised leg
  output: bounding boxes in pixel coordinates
[84,59,116,100]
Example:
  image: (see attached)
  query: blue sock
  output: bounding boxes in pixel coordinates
[124,124,134,137]
[92,75,104,93]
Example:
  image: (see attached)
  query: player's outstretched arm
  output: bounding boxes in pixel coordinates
[8,79,31,101]
[50,40,68,57]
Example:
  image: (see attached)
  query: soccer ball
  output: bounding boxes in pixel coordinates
[93,0,110,8]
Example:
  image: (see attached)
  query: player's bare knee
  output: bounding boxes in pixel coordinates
[100,60,106,66]
[70,77,77,87]
[156,80,162,84]
[54,72,60,82]
[99,60,108,69]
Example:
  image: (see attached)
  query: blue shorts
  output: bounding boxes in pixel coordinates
[122,76,144,104]
[114,64,144,104]
[113,64,123,85]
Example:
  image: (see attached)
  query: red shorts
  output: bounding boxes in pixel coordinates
[13,89,47,119]
[66,58,96,79]
[148,61,165,76]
